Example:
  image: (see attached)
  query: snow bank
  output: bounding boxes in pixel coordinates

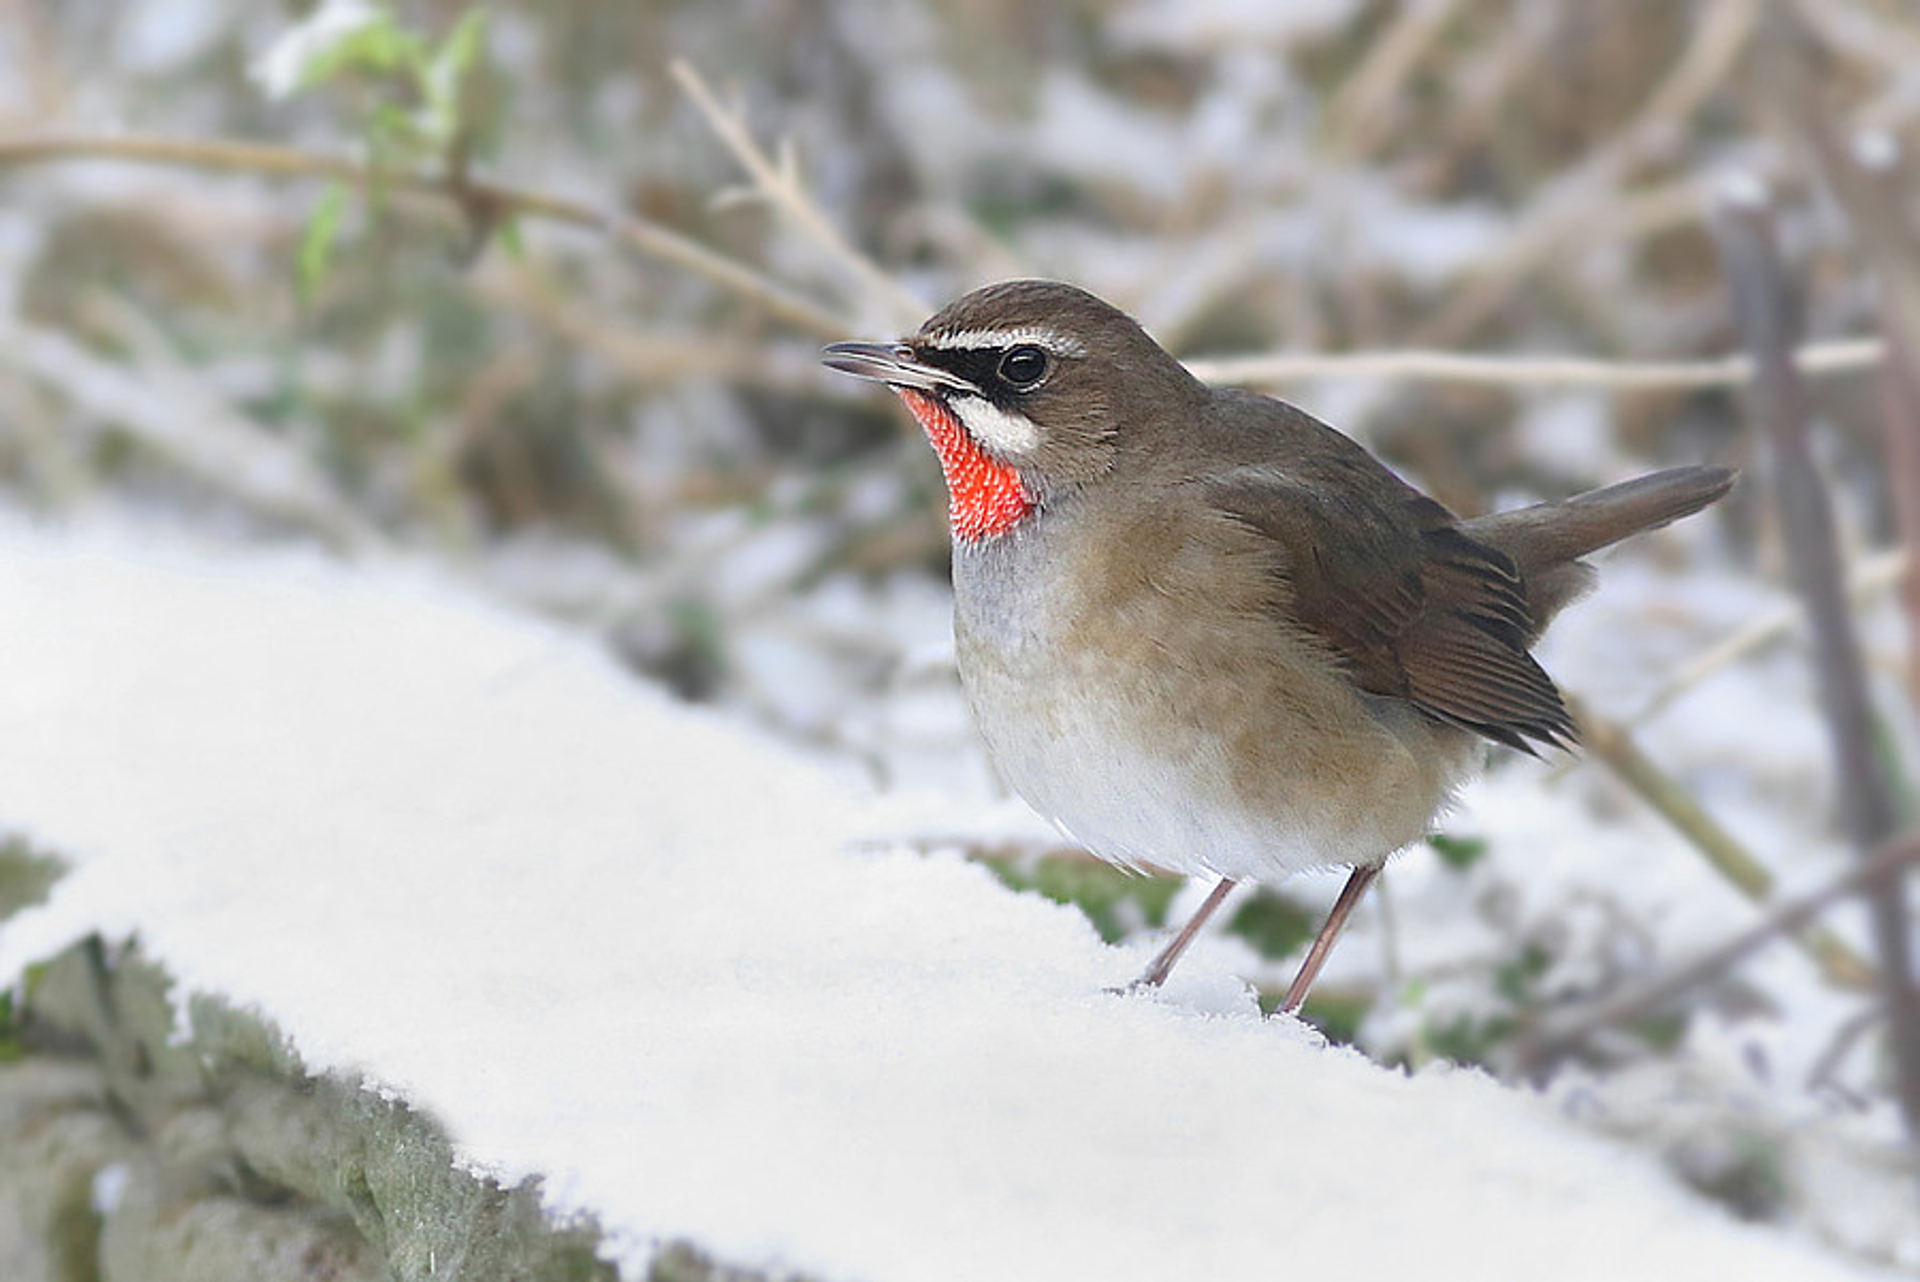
[0,518,1884,1281]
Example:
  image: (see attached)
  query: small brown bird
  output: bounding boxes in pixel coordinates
[825,280,1732,1013]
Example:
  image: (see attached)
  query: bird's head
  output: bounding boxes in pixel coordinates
[824,280,1201,541]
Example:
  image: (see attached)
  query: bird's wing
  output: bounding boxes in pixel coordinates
[1204,463,1574,752]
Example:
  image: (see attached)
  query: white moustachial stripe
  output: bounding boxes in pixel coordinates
[949,394,1043,457]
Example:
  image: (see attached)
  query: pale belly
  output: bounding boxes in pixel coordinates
[952,518,1478,883]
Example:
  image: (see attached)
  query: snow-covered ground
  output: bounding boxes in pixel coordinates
[0,516,1900,1281]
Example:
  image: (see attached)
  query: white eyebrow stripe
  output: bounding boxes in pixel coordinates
[920,326,1089,358]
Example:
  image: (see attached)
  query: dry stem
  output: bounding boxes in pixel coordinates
[1184,337,1882,392]
[1519,834,1920,1070]
[0,131,851,339]
[1419,0,1763,344]
[670,60,930,329]
[0,130,1892,392]
[1714,179,1920,1138]
[1625,549,1908,724]
[1576,702,1874,989]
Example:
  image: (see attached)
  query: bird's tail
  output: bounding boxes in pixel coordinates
[1462,464,1736,625]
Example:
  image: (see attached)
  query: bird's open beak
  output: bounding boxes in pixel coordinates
[821,341,978,396]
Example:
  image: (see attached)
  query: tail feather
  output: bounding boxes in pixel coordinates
[1461,464,1736,628]
[1463,465,1735,568]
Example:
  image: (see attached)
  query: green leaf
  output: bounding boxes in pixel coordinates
[420,10,490,145]
[979,852,1180,944]
[0,835,68,922]
[296,8,423,91]
[496,216,526,261]
[1872,714,1916,828]
[1420,1012,1515,1066]
[1288,988,1370,1042]
[1426,831,1488,872]
[297,183,350,304]
[1225,888,1318,961]
[1493,942,1552,1004]
[1630,1009,1689,1052]
[369,99,430,158]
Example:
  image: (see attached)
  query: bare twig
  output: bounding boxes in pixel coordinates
[1417,175,1728,350]
[1806,1002,1885,1105]
[1791,0,1920,89]
[1420,0,1763,344]
[0,131,852,339]
[1325,0,1459,159]
[0,132,1893,393]
[1520,834,1920,1069]
[1576,702,1874,988]
[1759,6,1920,1127]
[1624,0,1765,151]
[0,0,62,116]
[1443,9,1548,168]
[1833,140,1920,717]
[1714,179,1920,1137]
[1759,108,1920,715]
[0,310,378,551]
[670,60,931,329]
[1183,336,1882,392]
[1879,330,1920,706]
[1626,548,1908,723]
[470,263,826,392]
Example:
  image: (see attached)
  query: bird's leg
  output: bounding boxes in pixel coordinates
[1120,876,1239,991]
[1278,864,1381,1015]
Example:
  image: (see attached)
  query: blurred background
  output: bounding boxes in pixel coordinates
[1,0,1917,1258]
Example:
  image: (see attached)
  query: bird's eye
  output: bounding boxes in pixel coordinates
[996,345,1049,390]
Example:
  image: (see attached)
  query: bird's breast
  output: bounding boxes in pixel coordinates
[949,497,1475,881]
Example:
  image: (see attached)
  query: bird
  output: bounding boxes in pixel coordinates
[823,279,1734,1014]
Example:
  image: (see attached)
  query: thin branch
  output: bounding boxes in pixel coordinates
[1714,175,1920,1138]
[0,132,1893,390]
[1805,1002,1885,1105]
[1419,0,1763,344]
[1629,0,1765,144]
[1624,548,1908,723]
[1879,328,1920,706]
[670,60,931,330]
[1791,0,1920,90]
[1519,834,1920,1068]
[0,309,378,551]
[0,131,852,339]
[1183,336,1882,391]
[1717,190,1905,854]
[0,0,63,114]
[1431,175,1727,342]
[1575,701,1875,989]
[470,262,826,392]
[1841,141,1920,721]
[1324,0,1459,159]
[1758,11,1920,1091]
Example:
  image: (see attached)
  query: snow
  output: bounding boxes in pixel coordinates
[0,516,1893,1282]
[248,0,385,99]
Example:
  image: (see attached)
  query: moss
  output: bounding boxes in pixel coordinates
[0,836,67,923]
[0,936,750,1282]
[1425,832,1489,872]
[1225,889,1319,962]
[979,851,1182,944]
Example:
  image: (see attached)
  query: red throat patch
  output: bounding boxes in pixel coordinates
[896,389,1034,542]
